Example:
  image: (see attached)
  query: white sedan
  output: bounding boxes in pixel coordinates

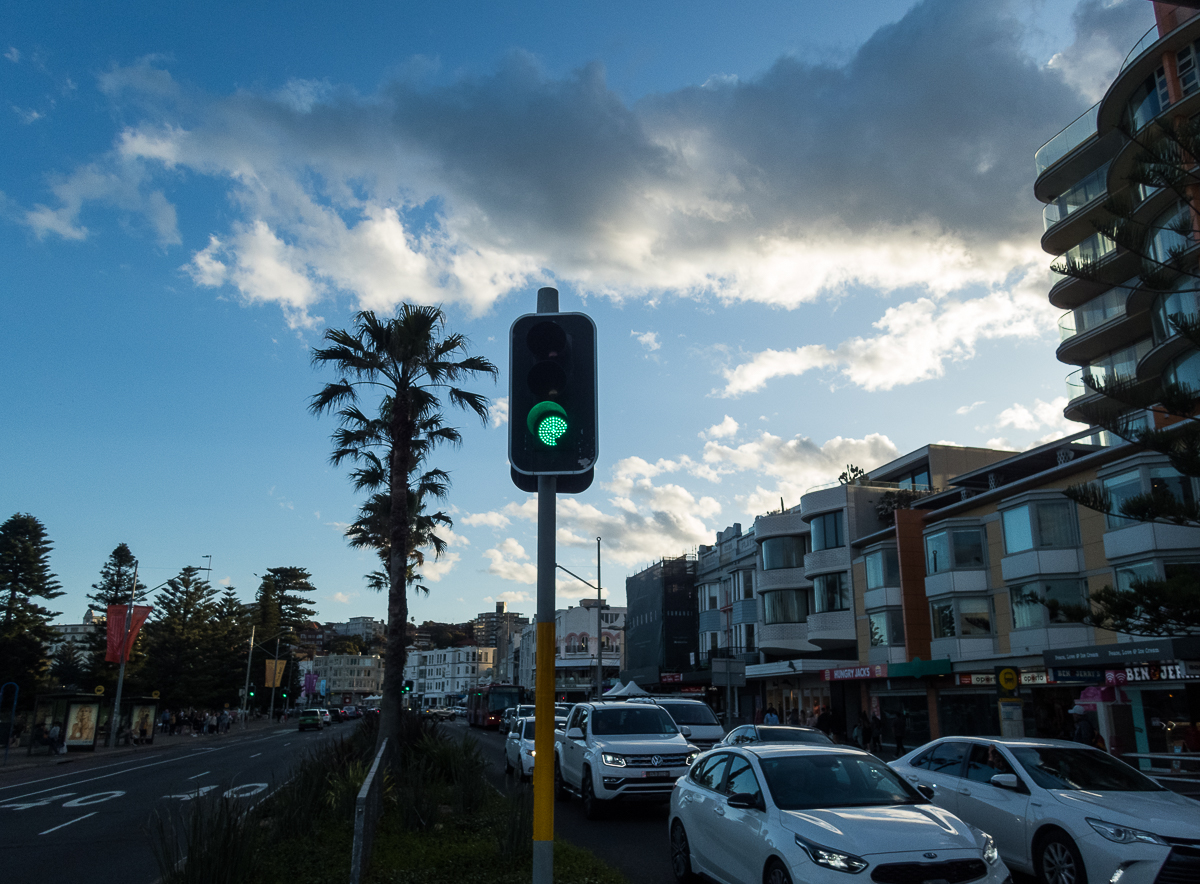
[669,744,1009,884]
[504,716,537,781]
[891,736,1200,884]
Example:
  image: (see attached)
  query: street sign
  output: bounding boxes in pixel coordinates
[711,658,746,687]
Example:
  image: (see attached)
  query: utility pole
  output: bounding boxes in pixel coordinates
[268,636,281,720]
[106,563,138,748]
[594,537,603,700]
[241,624,255,728]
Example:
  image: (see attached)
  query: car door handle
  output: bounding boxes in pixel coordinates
[957,787,970,796]
[714,806,725,817]
[905,775,918,782]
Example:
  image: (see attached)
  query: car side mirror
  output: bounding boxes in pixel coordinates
[727,792,764,812]
[680,726,692,738]
[916,784,935,801]
[567,727,584,740]
[990,774,1019,790]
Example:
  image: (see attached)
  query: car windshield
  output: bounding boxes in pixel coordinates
[659,703,720,726]
[756,727,833,745]
[592,707,679,736]
[760,754,923,810]
[1009,746,1165,792]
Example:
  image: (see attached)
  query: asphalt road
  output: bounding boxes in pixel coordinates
[0,720,356,884]
[447,717,676,884]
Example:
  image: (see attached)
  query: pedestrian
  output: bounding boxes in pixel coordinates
[816,705,833,736]
[1068,704,1097,747]
[763,705,780,725]
[870,710,883,754]
[48,721,62,755]
[894,707,908,756]
[786,707,800,726]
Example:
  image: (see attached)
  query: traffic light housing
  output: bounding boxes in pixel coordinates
[403,680,414,693]
[249,683,255,697]
[509,312,597,492]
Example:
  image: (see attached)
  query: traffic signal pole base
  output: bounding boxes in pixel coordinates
[533,841,552,884]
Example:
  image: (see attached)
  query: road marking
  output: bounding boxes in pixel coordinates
[250,753,261,758]
[39,811,97,835]
[223,783,267,798]
[3,755,192,802]
[63,791,124,807]
[188,771,210,780]
[162,785,217,801]
[1,792,76,811]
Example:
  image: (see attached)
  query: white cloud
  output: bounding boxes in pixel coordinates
[5,47,20,63]
[484,590,533,605]
[700,415,739,440]
[1047,0,1153,104]
[484,538,538,584]
[957,401,986,415]
[491,396,509,428]
[420,551,460,583]
[632,330,661,353]
[461,510,511,529]
[992,395,1084,446]
[332,591,353,604]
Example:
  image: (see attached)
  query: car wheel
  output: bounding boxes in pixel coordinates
[1036,830,1087,884]
[764,859,794,884]
[670,820,697,882]
[581,769,605,819]
[554,758,569,801]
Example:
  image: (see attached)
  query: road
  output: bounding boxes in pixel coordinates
[0,720,355,884]
[446,717,676,884]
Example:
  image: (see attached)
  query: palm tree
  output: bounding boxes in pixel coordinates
[310,306,496,745]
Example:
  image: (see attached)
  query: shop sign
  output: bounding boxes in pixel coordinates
[1020,671,1047,685]
[957,674,996,686]
[1106,661,1198,685]
[680,685,704,693]
[823,664,886,682]
[1049,668,1104,684]
[660,672,682,684]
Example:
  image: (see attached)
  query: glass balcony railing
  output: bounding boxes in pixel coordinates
[1036,103,1099,174]
[1120,24,1161,73]
[1042,161,1110,230]
[1066,368,1094,400]
[1058,311,1076,342]
[1059,231,1117,268]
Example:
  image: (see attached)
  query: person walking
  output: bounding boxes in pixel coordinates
[870,710,884,754]
[763,705,780,725]
[893,707,908,757]
[1069,704,1097,746]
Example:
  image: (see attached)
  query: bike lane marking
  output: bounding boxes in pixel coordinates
[188,771,210,780]
[39,811,97,835]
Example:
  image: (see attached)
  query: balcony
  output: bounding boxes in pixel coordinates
[805,610,856,650]
[1119,24,1160,74]
[1036,103,1099,175]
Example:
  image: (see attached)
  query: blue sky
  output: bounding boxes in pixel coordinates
[1,1,1155,628]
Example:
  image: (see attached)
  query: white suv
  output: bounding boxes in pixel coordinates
[554,701,698,818]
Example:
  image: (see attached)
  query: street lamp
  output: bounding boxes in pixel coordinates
[242,629,290,726]
[556,537,606,699]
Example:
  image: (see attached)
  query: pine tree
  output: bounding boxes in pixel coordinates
[205,587,251,710]
[0,513,63,700]
[142,566,219,707]
[250,568,317,703]
[83,543,149,693]
[49,640,85,688]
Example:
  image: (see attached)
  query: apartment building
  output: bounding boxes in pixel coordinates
[514,602,626,701]
[401,646,495,708]
[310,653,384,706]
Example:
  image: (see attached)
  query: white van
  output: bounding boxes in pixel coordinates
[626,697,725,749]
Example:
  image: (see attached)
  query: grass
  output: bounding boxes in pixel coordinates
[150,713,626,884]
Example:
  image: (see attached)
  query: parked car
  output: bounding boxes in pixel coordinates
[891,736,1200,884]
[627,698,726,750]
[297,709,323,732]
[505,716,538,781]
[452,705,467,719]
[328,708,343,723]
[716,724,834,749]
[503,704,536,730]
[318,708,332,725]
[670,743,1009,884]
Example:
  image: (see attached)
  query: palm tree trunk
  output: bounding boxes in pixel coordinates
[379,388,414,749]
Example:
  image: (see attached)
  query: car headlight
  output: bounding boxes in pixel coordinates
[981,833,999,865]
[795,834,869,873]
[527,749,535,757]
[686,751,699,765]
[601,753,626,767]
[1086,818,1166,845]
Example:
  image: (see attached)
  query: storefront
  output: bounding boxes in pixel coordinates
[1044,637,1200,756]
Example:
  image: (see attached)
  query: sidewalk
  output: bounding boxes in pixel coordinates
[1,716,286,774]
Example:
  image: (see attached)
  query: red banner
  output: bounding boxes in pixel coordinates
[105,604,152,663]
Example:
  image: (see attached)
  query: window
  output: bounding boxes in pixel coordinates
[868,610,905,647]
[865,548,900,589]
[721,756,762,801]
[813,573,849,613]
[931,598,993,638]
[762,589,808,624]
[738,570,755,599]
[689,753,729,790]
[811,512,844,551]
[925,528,986,573]
[1150,466,1199,510]
[1151,278,1200,344]
[1010,580,1084,629]
[1103,470,1142,529]
[1125,67,1168,131]
[898,468,932,491]
[1115,561,1156,593]
[761,536,805,570]
[1002,501,1078,553]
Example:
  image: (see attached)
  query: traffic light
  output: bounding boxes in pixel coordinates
[249,683,255,697]
[282,690,287,699]
[509,311,597,492]
[403,680,414,693]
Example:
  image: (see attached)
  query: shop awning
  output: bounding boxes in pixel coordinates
[886,658,953,678]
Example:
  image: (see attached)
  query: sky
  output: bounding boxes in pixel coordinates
[1,0,1158,629]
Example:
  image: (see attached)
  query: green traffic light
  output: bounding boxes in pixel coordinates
[528,400,568,446]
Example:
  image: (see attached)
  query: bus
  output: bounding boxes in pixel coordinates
[466,684,525,728]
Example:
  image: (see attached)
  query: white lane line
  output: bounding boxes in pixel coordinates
[188,771,210,780]
[250,753,261,758]
[39,811,97,835]
[4,755,197,803]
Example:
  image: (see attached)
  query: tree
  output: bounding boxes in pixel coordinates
[84,543,149,692]
[49,640,85,688]
[206,587,251,710]
[249,567,317,702]
[142,566,219,706]
[838,464,867,485]
[0,513,63,700]
[1051,113,1200,634]
[311,305,496,746]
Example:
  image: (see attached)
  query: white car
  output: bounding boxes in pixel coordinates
[670,744,1008,884]
[891,736,1200,884]
[505,716,537,780]
[318,708,331,725]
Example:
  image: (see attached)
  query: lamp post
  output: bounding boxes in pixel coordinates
[243,630,289,725]
[555,537,606,699]
[107,570,173,748]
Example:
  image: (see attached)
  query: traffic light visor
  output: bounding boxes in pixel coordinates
[528,400,568,446]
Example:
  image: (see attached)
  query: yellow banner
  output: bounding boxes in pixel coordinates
[265,659,285,688]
